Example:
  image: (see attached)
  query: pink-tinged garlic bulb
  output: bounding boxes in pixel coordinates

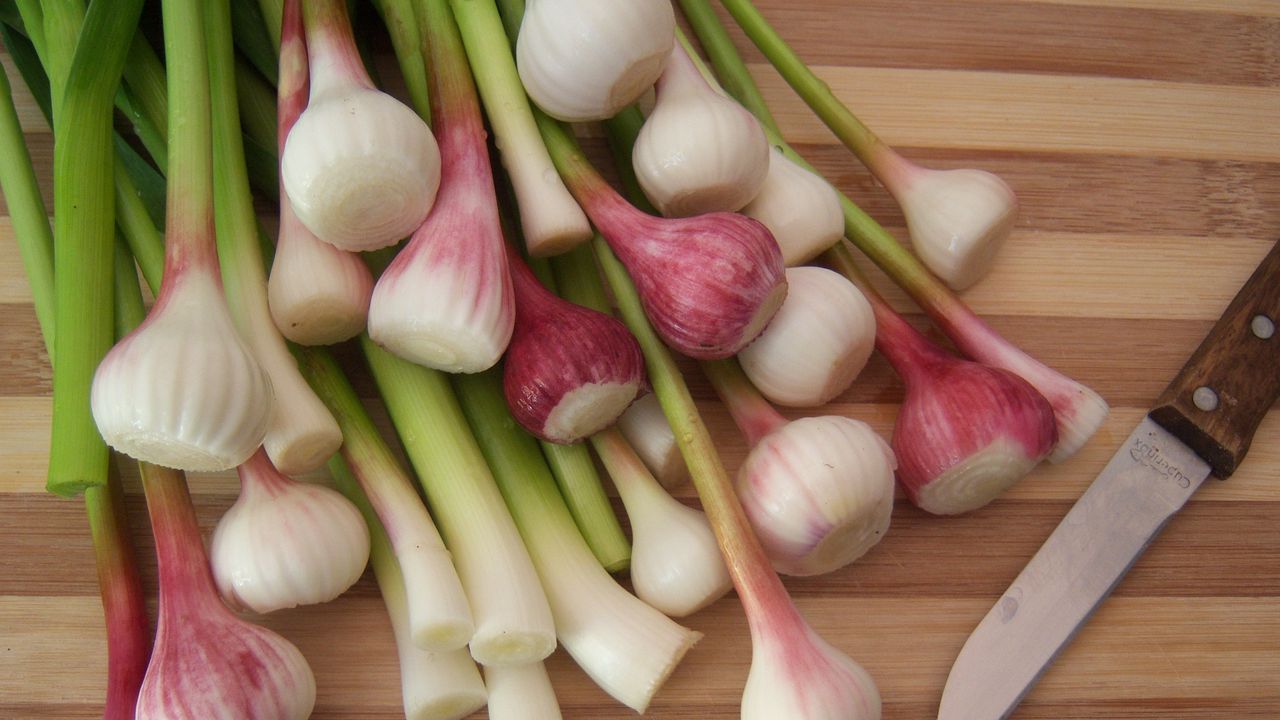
[91,271,272,472]
[741,148,845,266]
[503,249,645,444]
[632,43,769,217]
[583,189,786,359]
[367,1,514,373]
[136,465,315,720]
[738,267,875,407]
[616,393,688,489]
[886,164,1018,291]
[516,0,675,122]
[281,0,439,251]
[210,450,369,613]
[742,609,881,720]
[736,416,896,576]
[890,344,1057,515]
[863,284,1057,514]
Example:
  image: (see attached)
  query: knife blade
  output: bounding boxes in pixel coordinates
[938,238,1280,720]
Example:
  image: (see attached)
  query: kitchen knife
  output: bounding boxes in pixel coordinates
[937,238,1280,720]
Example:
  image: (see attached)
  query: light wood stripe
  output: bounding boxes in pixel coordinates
[756,66,1280,161]
[1011,0,1280,18]
[2,595,1274,710]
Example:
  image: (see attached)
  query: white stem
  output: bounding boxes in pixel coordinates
[616,393,688,490]
[484,663,562,720]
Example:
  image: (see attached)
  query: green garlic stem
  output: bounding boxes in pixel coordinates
[372,0,431,119]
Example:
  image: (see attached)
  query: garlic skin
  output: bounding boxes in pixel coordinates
[211,450,370,613]
[893,167,1018,291]
[736,416,895,577]
[742,616,881,720]
[282,87,440,251]
[894,359,1057,515]
[632,44,769,217]
[741,148,844,266]
[91,272,272,472]
[739,267,875,408]
[516,0,675,122]
[268,199,374,345]
[616,393,688,489]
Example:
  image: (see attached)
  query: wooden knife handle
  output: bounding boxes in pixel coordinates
[1150,239,1280,478]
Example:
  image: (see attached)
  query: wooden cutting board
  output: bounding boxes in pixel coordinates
[2,1,1277,718]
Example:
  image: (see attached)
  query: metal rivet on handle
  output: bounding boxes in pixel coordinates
[1193,386,1220,412]
[1252,314,1275,340]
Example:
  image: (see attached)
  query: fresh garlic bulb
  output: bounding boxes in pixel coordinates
[91,272,272,472]
[742,615,881,720]
[616,393,688,489]
[516,0,675,122]
[593,429,730,617]
[210,450,370,613]
[893,166,1018,290]
[738,267,875,407]
[741,148,844,266]
[282,0,440,251]
[268,199,374,345]
[632,43,770,217]
[736,416,895,577]
[485,663,562,720]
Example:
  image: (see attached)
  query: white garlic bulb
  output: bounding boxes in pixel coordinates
[893,167,1018,290]
[741,148,844,266]
[736,416,895,577]
[211,450,370,613]
[282,87,440,251]
[91,272,272,472]
[593,429,730,617]
[632,43,770,217]
[738,267,875,407]
[742,617,881,720]
[516,0,675,122]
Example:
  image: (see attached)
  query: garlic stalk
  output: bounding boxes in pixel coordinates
[363,334,557,667]
[738,266,875,408]
[716,0,1015,290]
[450,0,592,256]
[708,359,895,576]
[485,663,563,720]
[616,392,689,489]
[281,0,440,251]
[328,459,489,720]
[827,251,1058,515]
[268,0,374,346]
[368,0,514,374]
[135,463,316,720]
[297,347,476,650]
[503,243,645,444]
[741,147,845,266]
[453,368,701,712]
[632,42,769,217]
[582,71,882,715]
[210,448,370,613]
[208,0,342,475]
[679,0,1108,463]
[516,0,675,122]
[91,0,271,473]
[592,427,731,617]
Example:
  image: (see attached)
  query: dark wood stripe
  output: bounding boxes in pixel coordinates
[4,492,1274,600]
[698,0,1280,87]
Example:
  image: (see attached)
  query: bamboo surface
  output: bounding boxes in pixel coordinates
[2,1,1278,718]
